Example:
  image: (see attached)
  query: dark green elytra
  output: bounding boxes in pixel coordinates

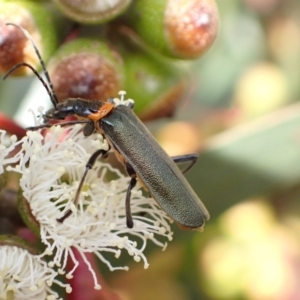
[101,105,210,230]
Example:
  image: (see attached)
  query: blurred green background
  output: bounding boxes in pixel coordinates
[1,0,300,299]
[135,0,300,299]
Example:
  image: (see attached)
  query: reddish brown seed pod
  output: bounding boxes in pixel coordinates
[165,0,219,58]
[128,0,219,59]
[47,39,124,102]
[0,22,28,75]
[0,2,60,76]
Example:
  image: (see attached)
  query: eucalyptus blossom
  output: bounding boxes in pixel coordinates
[6,92,173,290]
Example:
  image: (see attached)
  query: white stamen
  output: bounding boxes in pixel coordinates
[113,91,135,107]
[0,245,68,299]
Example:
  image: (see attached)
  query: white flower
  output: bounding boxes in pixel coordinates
[8,115,173,289]
[0,130,21,174]
[0,244,71,300]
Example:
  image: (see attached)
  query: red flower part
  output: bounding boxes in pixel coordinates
[67,249,122,300]
[0,112,26,139]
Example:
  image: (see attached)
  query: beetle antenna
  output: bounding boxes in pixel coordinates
[5,22,59,107]
[3,62,55,102]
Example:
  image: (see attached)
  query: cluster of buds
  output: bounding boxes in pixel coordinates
[0,0,219,298]
[0,0,219,121]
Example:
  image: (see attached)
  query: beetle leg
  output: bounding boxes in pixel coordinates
[83,121,95,136]
[57,148,109,223]
[171,154,198,174]
[125,163,137,228]
[27,119,90,131]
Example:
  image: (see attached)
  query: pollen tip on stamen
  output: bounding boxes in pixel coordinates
[48,261,55,268]
[146,232,154,239]
[66,273,73,279]
[109,223,116,230]
[51,125,63,134]
[168,234,173,241]
[66,285,72,293]
[58,268,65,274]
[162,243,168,251]
[117,242,124,249]
[118,90,126,96]
[82,191,89,197]
[46,280,52,286]
[96,133,103,140]
[13,274,20,281]
[134,255,141,262]
[66,239,73,247]
[144,263,150,269]
[56,167,65,176]
[45,248,53,255]
[26,130,34,137]
[29,285,38,291]
[132,190,142,196]
[6,166,13,171]
[37,106,44,112]
[115,250,121,258]
[10,135,17,143]
[37,279,44,287]
[159,227,166,234]
[94,284,101,290]
[112,97,119,104]
[127,99,134,105]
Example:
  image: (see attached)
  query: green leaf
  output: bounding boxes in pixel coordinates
[187,103,300,218]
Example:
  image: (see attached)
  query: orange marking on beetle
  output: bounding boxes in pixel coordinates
[88,102,115,121]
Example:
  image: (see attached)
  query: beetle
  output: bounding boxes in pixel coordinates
[4,23,210,230]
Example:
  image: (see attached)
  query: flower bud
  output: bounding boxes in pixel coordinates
[47,38,124,102]
[0,1,61,76]
[52,0,132,24]
[128,0,219,59]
